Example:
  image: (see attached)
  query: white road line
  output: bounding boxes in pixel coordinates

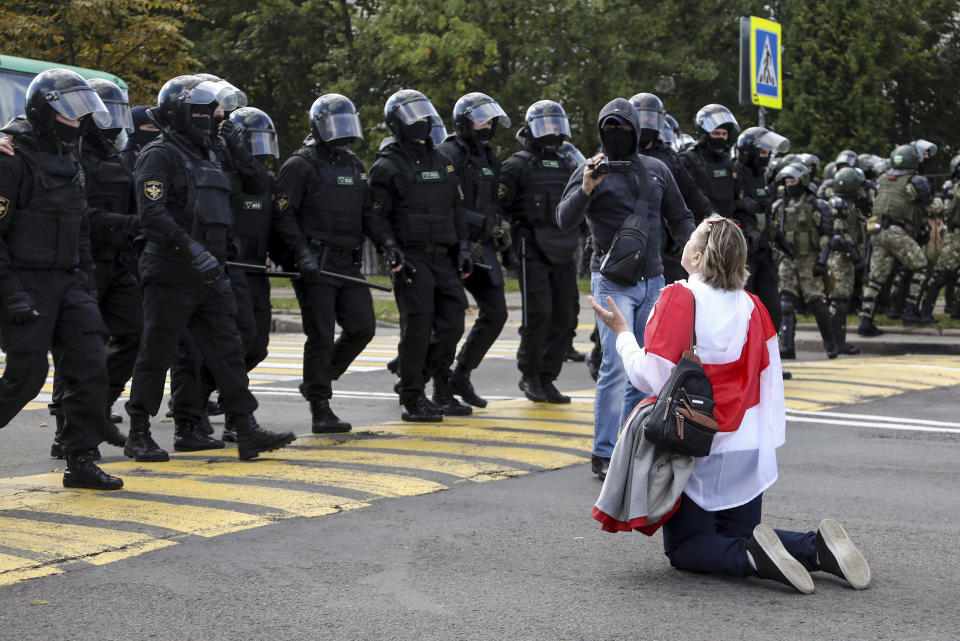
[787,414,960,435]
[787,408,960,429]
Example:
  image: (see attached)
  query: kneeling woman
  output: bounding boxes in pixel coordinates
[590,215,870,594]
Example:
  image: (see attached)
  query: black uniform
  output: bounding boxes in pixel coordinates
[275,139,394,406]
[0,120,108,455]
[735,160,780,326]
[368,139,468,404]
[499,147,579,385]
[437,135,508,374]
[679,143,737,219]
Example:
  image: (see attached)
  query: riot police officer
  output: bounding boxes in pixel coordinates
[920,155,960,321]
[858,144,933,334]
[438,92,511,410]
[630,93,712,284]
[499,100,579,403]
[734,126,790,328]
[127,74,295,461]
[770,162,839,359]
[275,94,402,431]
[0,69,122,489]
[679,104,740,221]
[369,89,472,422]
[826,168,868,354]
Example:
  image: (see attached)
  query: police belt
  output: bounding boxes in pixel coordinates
[314,244,360,257]
[405,243,452,254]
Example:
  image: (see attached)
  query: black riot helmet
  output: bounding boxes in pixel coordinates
[736,126,789,170]
[229,107,279,158]
[193,73,248,112]
[156,75,245,132]
[694,103,739,143]
[25,68,111,132]
[523,100,571,151]
[384,89,441,143]
[452,92,510,142]
[835,149,858,168]
[628,93,665,146]
[833,167,864,196]
[661,113,679,147]
[310,93,363,148]
[86,78,133,133]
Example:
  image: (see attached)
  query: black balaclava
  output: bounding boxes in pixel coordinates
[786,183,806,199]
[53,118,80,145]
[638,128,659,148]
[600,115,635,160]
[403,120,431,143]
[536,133,563,153]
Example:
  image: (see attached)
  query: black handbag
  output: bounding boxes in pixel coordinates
[643,294,719,457]
[599,199,649,286]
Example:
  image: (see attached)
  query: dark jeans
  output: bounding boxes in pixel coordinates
[662,493,817,578]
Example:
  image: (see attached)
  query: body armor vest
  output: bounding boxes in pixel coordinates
[296,147,366,250]
[509,150,578,263]
[381,145,458,247]
[686,147,735,216]
[874,172,924,233]
[5,142,85,269]
[945,182,960,230]
[83,151,134,252]
[231,187,272,263]
[781,195,819,258]
[441,138,498,241]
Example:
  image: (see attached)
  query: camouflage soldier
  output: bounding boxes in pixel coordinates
[920,155,960,321]
[771,163,838,359]
[858,145,933,334]
[826,168,869,354]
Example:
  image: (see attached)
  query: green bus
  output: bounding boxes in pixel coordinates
[0,53,128,126]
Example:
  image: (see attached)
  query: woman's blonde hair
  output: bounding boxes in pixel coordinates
[689,215,749,291]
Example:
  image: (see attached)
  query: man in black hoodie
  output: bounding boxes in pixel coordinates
[557,98,695,480]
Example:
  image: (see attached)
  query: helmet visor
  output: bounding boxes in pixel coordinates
[316,112,363,141]
[915,139,937,158]
[528,114,571,139]
[636,108,664,133]
[430,121,448,146]
[698,106,739,133]
[102,100,134,132]
[464,101,511,128]
[776,164,805,183]
[754,129,789,154]
[559,142,586,167]
[660,125,677,145]
[49,86,111,129]
[246,129,279,157]
[184,79,248,111]
[392,97,441,126]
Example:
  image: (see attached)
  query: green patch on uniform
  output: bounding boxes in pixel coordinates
[542,159,560,169]
[274,193,289,211]
[421,170,441,180]
[893,154,903,165]
[243,200,263,210]
[144,181,163,201]
[498,182,507,199]
[757,187,768,197]
[482,167,494,176]
[337,176,355,186]
[0,196,8,219]
[712,169,728,178]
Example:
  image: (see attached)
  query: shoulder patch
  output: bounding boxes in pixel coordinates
[498,182,507,199]
[273,193,289,212]
[0,196,9,219]
[373,197,383,214]
[360,172,368,181]
[144,181,163,201]
[447,164,455,173]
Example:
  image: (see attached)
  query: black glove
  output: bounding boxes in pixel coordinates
[812,244,831,277]
[295,244,321,281]
[457,241,474,277]
[3,292,39,324]
[774,230,795,259]
[218,120,246,155]
[829,234,848,252]
[738,197,760,216]
[383,242,405,270]
[915,227,931,245]
[184,241,222,283]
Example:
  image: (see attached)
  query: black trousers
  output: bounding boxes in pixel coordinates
[126,253,256,418]
[517,251,578,381]
[746,248,781,328]
[394,247,467,403]
[292,252,375,402]
[456,242,507,371]
[0,269,106,453]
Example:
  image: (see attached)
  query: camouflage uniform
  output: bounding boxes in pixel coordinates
[920,181,960,319]
[825,196,868,354]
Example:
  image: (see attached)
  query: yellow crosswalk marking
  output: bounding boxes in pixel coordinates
[0,553,62,586]
[341,437,589,469]
[376,424,591,450]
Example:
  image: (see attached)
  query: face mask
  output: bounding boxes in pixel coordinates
[786,184,806,199]
[638,129,659,147]
[708,137,729,154]
[53,119,80,145]
[756,154,771,169]
[537,134,563,151]
[328,137,351,152]
[212,114,225,132]
[601,129,635,160]
[191,110,212,134]
[404,120,431,142]
[475,127,494,142]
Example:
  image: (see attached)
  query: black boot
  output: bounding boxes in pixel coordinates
[231,413,296,460]
[101,418,128,449]
[810,300,839,359]
[387,357,399,375]
[49,408,102,460]
[901,302,924,326]
[109,408,123,423]
[222,413,238,443]
[857,295,884,336]
[449,364,487,408]
[173,417,225,452]
[779,308,796,360]
[432,370,472,416]
[920,273,946,324]
[832,300,860,355]
[519,375,547,402]
[401,393,443,422]
[310,399,352,433]
[124,415,169,462]
[564,345,586,362]
[63,450,123,490]
[541,378,571,404]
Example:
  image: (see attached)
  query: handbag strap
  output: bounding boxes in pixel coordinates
[688,288,698,354]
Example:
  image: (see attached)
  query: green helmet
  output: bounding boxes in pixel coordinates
[776,161,810,187]
[833,167,863,196]
[890,144,920,170]
[823,161,837,181]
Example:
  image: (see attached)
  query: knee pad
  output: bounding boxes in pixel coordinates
[780,294,797,316]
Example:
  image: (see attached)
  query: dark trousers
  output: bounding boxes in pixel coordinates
[394,248,467,402]
[0,270,106,453]
[517,251,578,381]
[456,242,507,371]
[126,254,256,418]
[747,249,781,328]
[293,253,375,402]
[662,493,817,578]
[169,266,270,421]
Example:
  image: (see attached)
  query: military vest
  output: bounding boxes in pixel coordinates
[945,182,960,230]
[874,172,924,233]
[508,150,578,263]
[83,150,134,253]
[833,202,864,248]
[781,195,820,258]
[380,145,458,247]
[685,147,735,216]
[5,141,86,269]
[295,147,366,250]
[231,187,272,263]
[441,138,498,241]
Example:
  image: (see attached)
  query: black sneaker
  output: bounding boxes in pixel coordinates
[591,455,610,480]
[815,519,871,589]
[747,524,814,594]
[519,376,547,403]
[63,450,123,490]
[541,380,571,404]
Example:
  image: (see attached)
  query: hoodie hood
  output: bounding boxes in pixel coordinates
[597,98,641,158]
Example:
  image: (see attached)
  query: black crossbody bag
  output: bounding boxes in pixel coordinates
[599,172,650,286]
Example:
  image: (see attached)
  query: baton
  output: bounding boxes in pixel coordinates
[520,236,528,329]
[226,261,392,292]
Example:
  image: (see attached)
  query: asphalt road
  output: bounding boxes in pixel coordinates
[1,331,959,640]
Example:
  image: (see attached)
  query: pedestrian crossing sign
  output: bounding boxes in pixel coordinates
[749,17,782,110]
